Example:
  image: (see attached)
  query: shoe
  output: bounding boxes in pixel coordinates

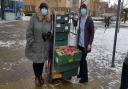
[67,77,72,80]
[35,77,41,87]
[77,75,81,78]
[39,76,44,85]
[79,79,88,83]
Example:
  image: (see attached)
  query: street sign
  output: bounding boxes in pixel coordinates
[16,2,23,9]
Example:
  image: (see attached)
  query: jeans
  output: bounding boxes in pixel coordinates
[78,46,88,81]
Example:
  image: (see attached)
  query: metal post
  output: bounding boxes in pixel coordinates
[111,0,121,67]
[121,0,124,23]
[1,0,5,20]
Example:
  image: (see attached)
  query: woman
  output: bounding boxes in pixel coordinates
[25,2,51,87]
[77,4,94,83]
[120,52,128,89]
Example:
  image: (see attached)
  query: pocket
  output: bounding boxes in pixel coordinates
[25,44,34,59]
[32,43,42,53]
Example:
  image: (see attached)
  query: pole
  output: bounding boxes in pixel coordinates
[1,0,5,20]
[121,0,124,23]
[111,0,121,67]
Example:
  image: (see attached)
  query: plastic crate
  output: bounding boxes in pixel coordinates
[54,61,79,72]
[55,53,81,65]
[61,67,78,78]
[55,31,69,41]
[55,47,81,65]
[55,39,68,46]
[56,23,70,32]
[56,14,69,24]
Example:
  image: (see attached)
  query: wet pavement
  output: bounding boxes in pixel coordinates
[0,20,128,89]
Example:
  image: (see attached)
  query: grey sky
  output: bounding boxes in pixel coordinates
[101,0,128,7]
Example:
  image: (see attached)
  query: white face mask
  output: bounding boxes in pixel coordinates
[80,8,87,16]
[41,8,48,16]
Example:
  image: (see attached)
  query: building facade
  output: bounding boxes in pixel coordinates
[0,0,23,20]
[88,0,110,16]
[23,0,71,15]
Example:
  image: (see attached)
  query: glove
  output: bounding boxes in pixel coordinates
[42,32,52,41]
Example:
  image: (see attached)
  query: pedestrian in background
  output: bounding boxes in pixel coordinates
[120,52,128,89]
[16,2,23,20]
[25,2,51,87]
[104,17,111,32]
[77,4,94,83]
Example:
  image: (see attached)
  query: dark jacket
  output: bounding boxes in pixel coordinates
[77,16,94,53]
[124,52,128,65]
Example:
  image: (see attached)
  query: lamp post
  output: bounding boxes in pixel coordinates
[111,0,121,67]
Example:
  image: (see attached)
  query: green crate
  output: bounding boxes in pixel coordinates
[56,23,70,32]
[61,68,78,78]
[55,31,69,41]
[55,51,81,65]
[54,61,79,72]
[56,14,69,23]
[56,23,62,31]
[62,23,70,31]
[55,39,68,46]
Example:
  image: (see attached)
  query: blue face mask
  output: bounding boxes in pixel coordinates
[80,8,87,16]
[41,8,48,16]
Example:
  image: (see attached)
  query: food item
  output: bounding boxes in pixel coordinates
[56,46,80,56]
[64,48,74,56]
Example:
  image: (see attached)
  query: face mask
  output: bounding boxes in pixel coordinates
[80,8,87,16]
[41,8,48,16]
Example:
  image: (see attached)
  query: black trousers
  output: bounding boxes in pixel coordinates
[78,46,88,81]
[120,63,128,89]
[33,63,44,77]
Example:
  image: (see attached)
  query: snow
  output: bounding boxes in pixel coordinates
[19,40,26,47]
[0,41,16,47]
[0,40,26,48]
[88,27,128,72]
[87,27,128,88]
[0,20,18,24]
[21,16,31,21]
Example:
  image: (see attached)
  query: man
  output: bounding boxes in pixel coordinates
[77,4,94,83]
[120,52,128,89]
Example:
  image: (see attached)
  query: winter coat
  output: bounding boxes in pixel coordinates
[124,52,128,65]
[25,15,51,63]
[77,16,94,53]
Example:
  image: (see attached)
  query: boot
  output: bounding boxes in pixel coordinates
[39,76,44,85]
[35,77,41,87]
